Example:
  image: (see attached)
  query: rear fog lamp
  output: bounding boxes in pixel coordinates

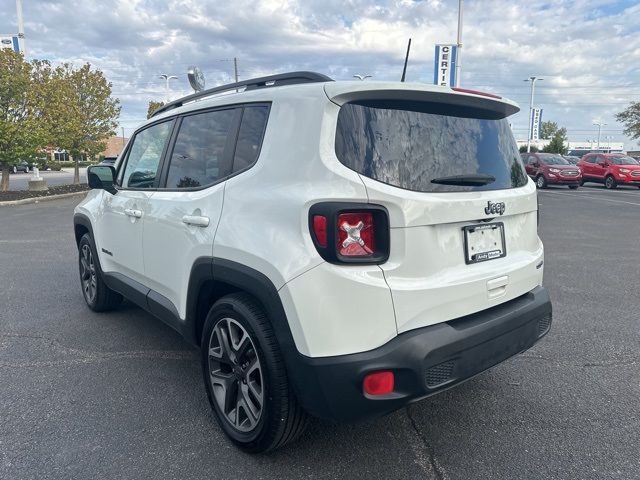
[363,371,395,396]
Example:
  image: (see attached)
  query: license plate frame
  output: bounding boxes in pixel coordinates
[462,222,506,265]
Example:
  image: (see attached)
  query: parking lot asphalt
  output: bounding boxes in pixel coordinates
[1,185,638,480]
[5,168,87,191]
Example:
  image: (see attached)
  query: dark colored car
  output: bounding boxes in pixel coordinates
[11,161,32,173]
[521,152,582,189]
[577,153,640,189]
[100,156,118,166]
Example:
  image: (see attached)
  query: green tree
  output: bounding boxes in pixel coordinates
[147,100,165,119]
[519,145,538,153]
[540,121,559,140]
[0,51,54,191]
[542,128,568,154]
[616,102,640,140]
[52,63,120,183]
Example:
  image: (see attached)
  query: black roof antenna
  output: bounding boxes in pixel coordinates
[401,38,412,82]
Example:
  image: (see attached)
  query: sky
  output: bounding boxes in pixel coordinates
[2,0,639,149]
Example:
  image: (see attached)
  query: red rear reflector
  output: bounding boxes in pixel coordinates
[363,371,394,396]
[337,212,374,257]
[312,215,327,247]
[452,87,501,99]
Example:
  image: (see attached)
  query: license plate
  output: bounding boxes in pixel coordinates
[463,222,506,264]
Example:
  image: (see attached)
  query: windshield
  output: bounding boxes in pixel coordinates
[610,156,639,165]
[335,101,527,193]
[538,154,569,165]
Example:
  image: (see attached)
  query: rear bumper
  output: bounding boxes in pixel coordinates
[289,286,552,422]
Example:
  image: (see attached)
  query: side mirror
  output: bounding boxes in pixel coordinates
[597,161,606,167]
[87,165,117,194]
[532,162,539,168]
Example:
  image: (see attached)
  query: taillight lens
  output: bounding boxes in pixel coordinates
[337,212,374,257]
[309,203,389,264]
[312,215,328,247]
[363,371,395,396]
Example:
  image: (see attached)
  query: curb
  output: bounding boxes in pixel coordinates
[0,190,88,207]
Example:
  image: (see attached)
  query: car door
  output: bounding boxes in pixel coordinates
[141,105,270,321]
[581,154,595,179]
[96,119,174,284]
[522,154,535,178]
[593,154,607,181]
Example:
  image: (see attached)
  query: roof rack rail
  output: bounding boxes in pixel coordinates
[151,71,333,118]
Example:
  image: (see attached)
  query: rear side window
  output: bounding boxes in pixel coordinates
[166,108,236,189]
[233,105,269,173]
[335,101,527,192]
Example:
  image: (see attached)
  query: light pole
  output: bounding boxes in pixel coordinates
[524,76,543,153]
[353,74,372,81]
[593,121,606,151]
[159,74,178,101]
[456,0,463,87]
[16,0,25,54]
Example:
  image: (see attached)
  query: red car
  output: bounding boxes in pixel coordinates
[521,152,582,189]
[577,153,640,189]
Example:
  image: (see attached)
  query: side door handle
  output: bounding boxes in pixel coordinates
[124,208,143,218]
[182,215,210,227]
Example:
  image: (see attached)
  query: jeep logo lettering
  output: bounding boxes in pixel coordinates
[484,201,505,216]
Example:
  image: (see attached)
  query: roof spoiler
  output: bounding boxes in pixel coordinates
[324,82,519,119]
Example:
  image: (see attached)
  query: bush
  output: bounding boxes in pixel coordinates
[58,160,97,168]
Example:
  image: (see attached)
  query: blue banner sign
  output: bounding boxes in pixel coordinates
[434,44,458,87]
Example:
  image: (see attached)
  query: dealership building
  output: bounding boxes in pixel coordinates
[516,139,625,154]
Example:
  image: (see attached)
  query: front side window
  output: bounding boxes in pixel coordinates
[120,121,173,189]
[165,109,236,189]
[335,101,527,193]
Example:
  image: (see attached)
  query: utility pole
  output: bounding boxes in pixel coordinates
[121,127,125,148]
[16,0,25,55]
[456,0,463,87]
[524,76,543,152]
[593,121,606,151]
[159,74,177,101]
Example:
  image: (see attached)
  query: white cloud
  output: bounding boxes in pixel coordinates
[1,0,638,147]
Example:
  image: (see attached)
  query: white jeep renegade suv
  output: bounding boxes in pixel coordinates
[74,72,552,452]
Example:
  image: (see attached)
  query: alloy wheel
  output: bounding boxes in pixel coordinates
[80,244,97,303]
[208,318,264,432]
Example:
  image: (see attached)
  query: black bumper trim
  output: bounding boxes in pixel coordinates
[288,286,552,422]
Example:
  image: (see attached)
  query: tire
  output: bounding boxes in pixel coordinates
[604,175,617,189]
[536,175,547,189]
[78,233,122,311]
[201,293,308,453]
[569,185,579,190]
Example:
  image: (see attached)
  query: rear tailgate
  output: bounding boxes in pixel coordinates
[327,83,544,334]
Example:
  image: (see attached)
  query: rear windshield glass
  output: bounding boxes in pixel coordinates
[335,101,527,192]
[538,154,569,165]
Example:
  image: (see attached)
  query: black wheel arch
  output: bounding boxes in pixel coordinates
[73,213,94,248]
[187,258,306,407]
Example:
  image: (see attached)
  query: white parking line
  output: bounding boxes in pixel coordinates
[540,190,640,206]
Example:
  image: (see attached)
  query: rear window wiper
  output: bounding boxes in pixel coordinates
[430,174,496,186]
